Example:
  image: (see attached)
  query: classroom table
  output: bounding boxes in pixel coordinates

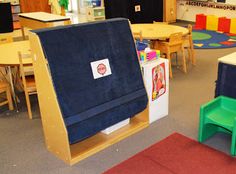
[131,23,190,78]
[131,23,189,40]
[19,12,71,39]
[0,40,31,111]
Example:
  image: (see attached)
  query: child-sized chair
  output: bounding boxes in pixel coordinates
[132,31,143,42]
[199,95,236,156]
[132,30,150,51]
[183,24,195,65]
[155,32,187,78]
[0,81,13,111]
[18,51,37,119]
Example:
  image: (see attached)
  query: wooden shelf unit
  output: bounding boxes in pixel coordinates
[11,3,21,29]
[29,31,149,165]
[86,6,105,21]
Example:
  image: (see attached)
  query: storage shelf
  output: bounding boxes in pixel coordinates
[69,110,149,165]
[86,6,105,21]
[11,2,21,29]
[29,25,149,165]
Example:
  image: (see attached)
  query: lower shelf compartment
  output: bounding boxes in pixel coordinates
[47,108,149,165]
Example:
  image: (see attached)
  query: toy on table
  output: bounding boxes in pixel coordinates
[138,48,160,62]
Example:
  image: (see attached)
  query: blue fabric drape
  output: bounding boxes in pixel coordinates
[0,2,13,33]
[215,62,236,98]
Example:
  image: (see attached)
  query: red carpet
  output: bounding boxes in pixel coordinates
[103,133,236,174]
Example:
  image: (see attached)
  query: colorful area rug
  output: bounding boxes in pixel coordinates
[192,29,236,49]
[103,133,236,174]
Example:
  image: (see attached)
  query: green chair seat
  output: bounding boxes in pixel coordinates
[199,96,236,156]
[207,108,236,130]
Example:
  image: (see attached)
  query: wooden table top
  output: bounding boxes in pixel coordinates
[0,41,32,66]
[19,12,70,22]
[131,24,189,40]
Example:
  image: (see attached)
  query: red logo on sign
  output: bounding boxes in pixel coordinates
[97,63,107,75]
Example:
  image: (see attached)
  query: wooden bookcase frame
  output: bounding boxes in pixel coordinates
[28,31,149,165]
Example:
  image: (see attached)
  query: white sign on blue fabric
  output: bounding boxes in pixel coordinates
[90,58,112,79]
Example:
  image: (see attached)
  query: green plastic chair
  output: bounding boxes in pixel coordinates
[198,95,236,156]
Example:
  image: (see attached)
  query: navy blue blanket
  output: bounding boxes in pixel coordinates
[33,18,148,144]
[215,62,236,98]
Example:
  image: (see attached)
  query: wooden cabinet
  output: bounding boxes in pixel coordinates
[11,3,21,29]
[164,0,176,23]
[20,0,51,13]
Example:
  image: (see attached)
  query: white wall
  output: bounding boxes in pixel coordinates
[226,0,236,5]
[71,0,79,12]
[177,0,236,22]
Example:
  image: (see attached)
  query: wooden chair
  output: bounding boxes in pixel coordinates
[132,31,149,51]
[183,24,195,65]
[18,51,36,119]
[132,30,143,42]
[0,81,14,111]
[0,33,14,111]
[154,32,187,78]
